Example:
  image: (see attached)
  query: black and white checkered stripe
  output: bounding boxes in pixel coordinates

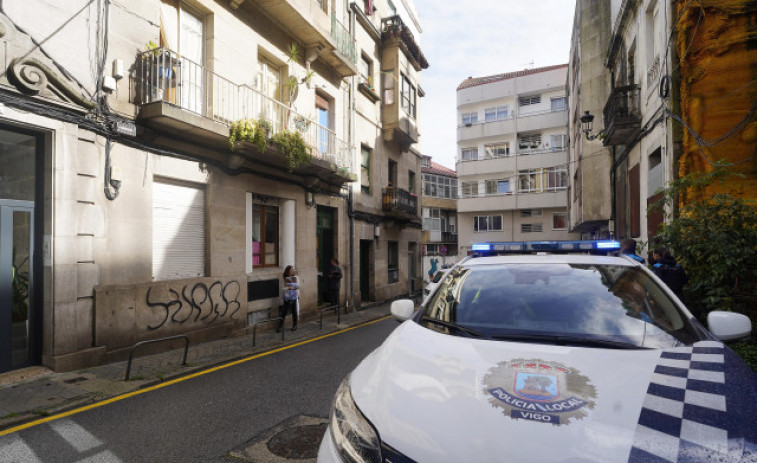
[627,341,751,463]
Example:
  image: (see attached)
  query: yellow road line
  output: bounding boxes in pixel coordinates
[0,315,392,437]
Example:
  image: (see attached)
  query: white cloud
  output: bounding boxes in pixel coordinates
[415,0,577,169]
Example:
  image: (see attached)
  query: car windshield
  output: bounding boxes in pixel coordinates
[421,263,700,348]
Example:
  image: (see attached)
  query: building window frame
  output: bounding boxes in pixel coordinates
[361,145,371,194]
[552,212,567,230]
[252,203,279,268]
[388,240,399,283]
[474,215,503,232]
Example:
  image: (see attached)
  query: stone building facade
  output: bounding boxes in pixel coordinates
[0,0,425,373]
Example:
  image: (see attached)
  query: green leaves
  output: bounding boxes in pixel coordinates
[271,130,312,172]
[651,164,757,318]
[228,116,271,153]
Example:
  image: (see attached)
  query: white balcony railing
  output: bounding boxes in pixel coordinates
[136,47,354,174]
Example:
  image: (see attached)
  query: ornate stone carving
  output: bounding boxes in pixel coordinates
[0,12,95,111]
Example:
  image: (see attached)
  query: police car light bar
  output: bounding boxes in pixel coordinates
[471,240,621,255]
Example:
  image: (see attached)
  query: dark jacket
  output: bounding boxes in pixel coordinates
[652,256,688,299]
[327,264,342,290]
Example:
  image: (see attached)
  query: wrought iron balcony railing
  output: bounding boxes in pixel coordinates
[136,47,354,173]
[382,186,418,216]
[602,84,641,146]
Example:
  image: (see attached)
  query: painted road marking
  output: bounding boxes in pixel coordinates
[49,419,101,453]
[0,433,41,462]
[0,316,391,437]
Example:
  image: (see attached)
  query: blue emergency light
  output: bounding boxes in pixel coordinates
[470,239,621,255]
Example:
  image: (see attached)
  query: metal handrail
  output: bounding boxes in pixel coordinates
[125,335,189,381]
[319,304,340,329]
[252,317,284,347]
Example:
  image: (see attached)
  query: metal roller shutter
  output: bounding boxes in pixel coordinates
[152,180,205,280]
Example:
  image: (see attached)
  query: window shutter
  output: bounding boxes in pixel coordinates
[153,181,205,280]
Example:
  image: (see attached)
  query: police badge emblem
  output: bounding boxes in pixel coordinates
[484,359,597,425]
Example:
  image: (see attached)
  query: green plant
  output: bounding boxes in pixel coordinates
[271,130,312,172]
[145,40,160,57]
[228,116,271,153]
[649,164,757,318]
[732,340,757,372]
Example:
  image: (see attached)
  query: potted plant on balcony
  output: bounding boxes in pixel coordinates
[229,116,272,153]
[271,130,312,172]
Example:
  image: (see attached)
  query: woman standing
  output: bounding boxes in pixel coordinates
[279,265,299,332]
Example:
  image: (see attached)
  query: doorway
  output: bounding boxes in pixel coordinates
[0,126,42,373]
[359,239,373,302]
[316,206,336,306]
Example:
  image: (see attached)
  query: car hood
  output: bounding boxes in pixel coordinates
[351,321,757,463]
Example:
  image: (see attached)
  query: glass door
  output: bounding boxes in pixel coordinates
[0,202,34,372]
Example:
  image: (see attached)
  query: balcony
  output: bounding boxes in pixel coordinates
[135,48,355,185]
[602,84,641,146]
[382,186,419,220]
[232,0,357,77]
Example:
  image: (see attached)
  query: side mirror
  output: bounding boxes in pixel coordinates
[390,299,415,322]
[707,311,752,341]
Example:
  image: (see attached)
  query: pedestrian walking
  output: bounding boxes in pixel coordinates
[651,247,688,301]
[327,257,342,309]
[278,265,299,332]
[620,238,646,264]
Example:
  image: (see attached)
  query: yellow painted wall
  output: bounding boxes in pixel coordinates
[676,0,757,202]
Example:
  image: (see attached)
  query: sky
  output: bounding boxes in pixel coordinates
[413,0,578,170]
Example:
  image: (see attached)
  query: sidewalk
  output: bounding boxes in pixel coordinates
[0,301,399,433]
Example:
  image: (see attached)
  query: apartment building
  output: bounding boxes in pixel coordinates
[0,0,425,374]
[567,0,613,239]
[420,155,458,275]
[352,1,427,301]
[456,65,580,255]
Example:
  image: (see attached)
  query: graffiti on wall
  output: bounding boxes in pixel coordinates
[145,280,242,330]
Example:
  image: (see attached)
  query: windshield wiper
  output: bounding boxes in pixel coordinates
[490,333,645,350]
[420,316,491,339]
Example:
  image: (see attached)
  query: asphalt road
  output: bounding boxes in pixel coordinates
[0,317,399,462]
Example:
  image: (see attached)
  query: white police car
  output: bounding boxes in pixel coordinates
[319,240,757,463]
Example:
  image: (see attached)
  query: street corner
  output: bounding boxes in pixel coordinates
[224,415,328,462]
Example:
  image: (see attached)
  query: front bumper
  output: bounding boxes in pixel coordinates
[317,426,341,462]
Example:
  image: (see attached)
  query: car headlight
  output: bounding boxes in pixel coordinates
[329,375,382,463]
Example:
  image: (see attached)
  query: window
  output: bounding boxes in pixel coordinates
[519,170,541,193]
[252,204,279,268]
[461,112,478,125]
[361,146,371,194]
[485,106,509,122]
[553,212,567,230]
[551,97,567,111]
[388,159,397,187]
[153,180,205,280]
[461,181,477,197]
[423,208,441,231]
[359,54,373,87]
[316,92,330,154]
[161,3,205,111]
[461,148,478,161]
[519,95,541,106]
[388,241,399,283]
[521,223,543,233]
[485,179,510,195]
[519,134,541,150]
[520,209,543,217]
[484,143,510,158]
[550,134,567,151]
[474,215,503,232]
[424,174,457,199]
[401,74,416,118]
[421,157,430,167]
[546,168,568,190]
[409,171,416,194]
